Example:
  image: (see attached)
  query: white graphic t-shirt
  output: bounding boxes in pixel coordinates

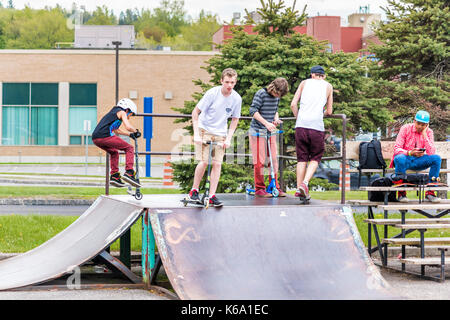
[197,86,242,136]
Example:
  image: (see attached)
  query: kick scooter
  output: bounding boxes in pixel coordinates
[126,130,143,200]
[181,141,218,208]
[246,130,283,197]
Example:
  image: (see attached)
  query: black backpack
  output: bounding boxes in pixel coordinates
[368,176,398,202]
[358,139,386,170]
[357,140,387,187]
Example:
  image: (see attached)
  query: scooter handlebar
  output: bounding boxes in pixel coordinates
[130,129,141,140]
[251,130,284,137]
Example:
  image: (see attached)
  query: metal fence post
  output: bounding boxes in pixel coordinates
[141,209,155,288]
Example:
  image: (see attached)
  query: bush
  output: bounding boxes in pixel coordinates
[282,168,338,191]
[171,160,254,193]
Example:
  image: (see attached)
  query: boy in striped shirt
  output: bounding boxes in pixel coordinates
[249,78,289,197]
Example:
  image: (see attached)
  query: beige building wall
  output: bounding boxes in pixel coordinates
[0,49,216,161]
[347,13,381,37]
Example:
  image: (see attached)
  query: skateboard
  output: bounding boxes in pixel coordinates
[426,177,447,188]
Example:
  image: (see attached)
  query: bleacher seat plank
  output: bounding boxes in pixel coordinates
[399,257,448,265]
[348,169,450,173]
[378,204,450,211]
[364,218,450,225]
[383,237,450,246]
[360,186,450,192]
[394,224,450,230]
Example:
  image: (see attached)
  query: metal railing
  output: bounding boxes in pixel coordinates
[105,113,347,204]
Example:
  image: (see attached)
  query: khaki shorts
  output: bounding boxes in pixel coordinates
[195,129,226,163]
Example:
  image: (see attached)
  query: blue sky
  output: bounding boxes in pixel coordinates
[11,0,389,23]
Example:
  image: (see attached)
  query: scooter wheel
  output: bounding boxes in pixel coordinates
[203,197,209,208]
[272,188,279,197]
[135,192,143,200]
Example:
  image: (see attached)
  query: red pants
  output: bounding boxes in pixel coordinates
[249,134,280,191]
[93,136,134,175]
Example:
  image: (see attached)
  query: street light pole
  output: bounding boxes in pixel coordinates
[112,41,122,104]
[106,41,122,197]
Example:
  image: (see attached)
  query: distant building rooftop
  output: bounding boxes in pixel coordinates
[74,25,135,49]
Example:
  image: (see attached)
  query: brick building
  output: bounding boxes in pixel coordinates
[212,13,381,54]
[0,49,215,162]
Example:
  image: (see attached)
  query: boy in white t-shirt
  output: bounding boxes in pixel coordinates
[187,68,242,207]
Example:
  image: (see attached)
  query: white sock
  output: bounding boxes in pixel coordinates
[303,181,309,186]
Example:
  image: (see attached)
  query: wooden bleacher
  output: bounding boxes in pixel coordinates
[346,140,450,281]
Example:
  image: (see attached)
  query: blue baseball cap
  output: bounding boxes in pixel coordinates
[310,65,325,74]
[415,110,430,123]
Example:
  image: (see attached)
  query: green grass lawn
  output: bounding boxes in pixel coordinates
[0,215,142,253]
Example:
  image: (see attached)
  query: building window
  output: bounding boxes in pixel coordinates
[69,84,97,145]
[2,83,58,145]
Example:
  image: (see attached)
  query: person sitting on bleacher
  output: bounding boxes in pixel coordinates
[391,110,442,203]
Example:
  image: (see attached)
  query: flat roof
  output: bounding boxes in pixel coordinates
[0,49,217,56]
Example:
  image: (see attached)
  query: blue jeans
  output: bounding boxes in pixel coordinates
[394,154,441,182]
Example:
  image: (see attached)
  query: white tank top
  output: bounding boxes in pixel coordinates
[295,78,329,132]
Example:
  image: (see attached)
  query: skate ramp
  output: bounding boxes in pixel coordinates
[0,196,143,290]
[148,200,395,299]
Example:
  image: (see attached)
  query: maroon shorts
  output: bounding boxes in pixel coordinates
[295,127,325,162]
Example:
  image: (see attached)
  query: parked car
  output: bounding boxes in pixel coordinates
[314,160,381,190]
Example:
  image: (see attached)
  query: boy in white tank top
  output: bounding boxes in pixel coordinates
[290,65,333,200]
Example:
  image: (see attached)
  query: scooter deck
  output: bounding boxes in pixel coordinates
[180,199,204,207]
[298,197,311,204]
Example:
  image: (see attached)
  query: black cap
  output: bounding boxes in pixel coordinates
[310,65,325,74]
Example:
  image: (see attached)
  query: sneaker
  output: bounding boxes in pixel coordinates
[425,191,441,203]
[110,172,126,188]
[122,170,142,187]
[255,189,272,198]
[209,195,223,207]
[277,189,287,197]
[187,189,200,202]
[297,182,310,199]
[397,191,408,202]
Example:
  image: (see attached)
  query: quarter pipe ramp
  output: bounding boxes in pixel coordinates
[142,194,396,299]
[0,196,143,290]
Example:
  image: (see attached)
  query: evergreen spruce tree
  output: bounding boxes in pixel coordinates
[368,0,449,139]
[171,0,393,191]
